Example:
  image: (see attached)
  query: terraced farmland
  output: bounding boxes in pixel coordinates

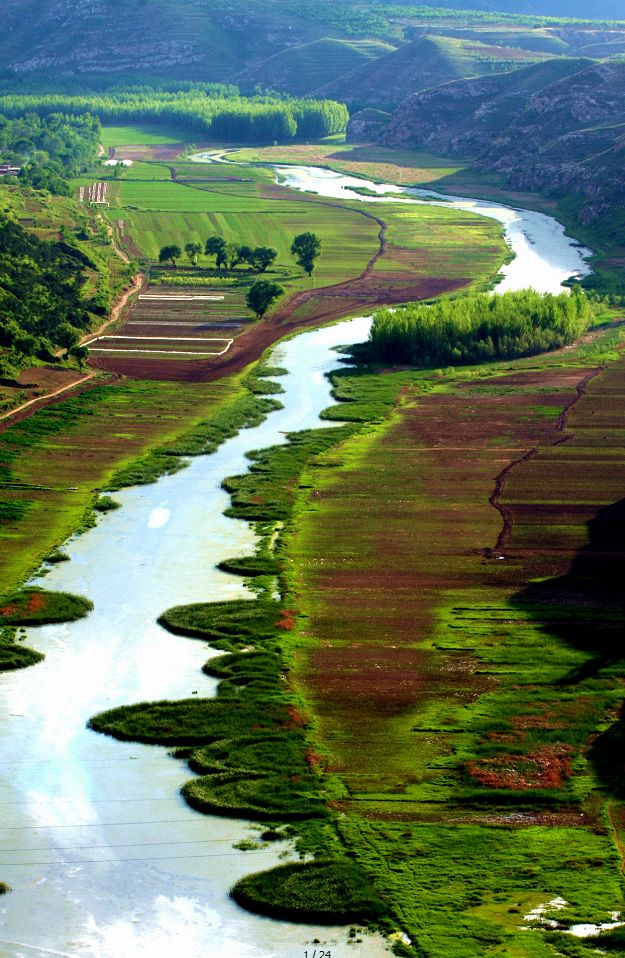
[89,141,507,381]
[87,285,252,367]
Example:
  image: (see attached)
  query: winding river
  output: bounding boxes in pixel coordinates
[0,162,592,957]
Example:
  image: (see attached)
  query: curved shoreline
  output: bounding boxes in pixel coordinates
[0,161,594,955]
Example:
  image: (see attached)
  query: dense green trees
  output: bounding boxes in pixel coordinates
[0,217,93,378]
[291,232,322,276]
[368,288,597,366]
[187,236,278,273]
[246,281,284,318]
[254,247,278,272]
[0,93,348,145]
[0,112,101,195]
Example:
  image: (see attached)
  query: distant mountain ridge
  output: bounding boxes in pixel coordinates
[2,0,625,89]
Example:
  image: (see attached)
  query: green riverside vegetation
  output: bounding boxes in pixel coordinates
[86,294,625,951]
[0,588,93,625]
[231,860,387,924]
[4,121,625,951]
[368,287,597,366]
[0,587,93,670]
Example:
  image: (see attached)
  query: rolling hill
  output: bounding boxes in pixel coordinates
[233,38,396,96]
[316,33,552,108]
[1,0,625,88]
[382,56,625,242]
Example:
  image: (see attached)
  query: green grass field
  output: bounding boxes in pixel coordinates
[101,125,195,148]
[103,153,507,321]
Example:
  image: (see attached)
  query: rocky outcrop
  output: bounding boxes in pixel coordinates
[383,57,625,226]
[347,108,391,143]
[0,0,324,80]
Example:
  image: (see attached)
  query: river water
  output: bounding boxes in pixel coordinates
[271,164,592,294]
[0,161,592,958]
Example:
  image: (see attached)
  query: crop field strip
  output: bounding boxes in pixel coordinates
[0,373,250,596]
[285,335,625,955]
[85,286,252,362]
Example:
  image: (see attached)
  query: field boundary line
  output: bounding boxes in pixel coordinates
[608,801,625,874]
[0,373,97,426]
[85,336,232,344]
[88,340,233,358]
[139,294,226,301]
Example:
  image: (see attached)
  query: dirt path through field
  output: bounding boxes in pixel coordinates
[80,270,145,345]
[487,364,606,557]
[88,196,461,383]
[608,802,625,873]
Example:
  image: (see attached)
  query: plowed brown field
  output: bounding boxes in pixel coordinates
[290,359,625,802]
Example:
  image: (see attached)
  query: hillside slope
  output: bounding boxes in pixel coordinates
[413,0,625,16]
[233,38,395,96]
[0,0,334,81]
[316,34,548,108]
[383,57,595,153]
[383,57,625,238]
[2,0,625,87]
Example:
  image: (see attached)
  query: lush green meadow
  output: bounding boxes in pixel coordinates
[100,145,508,324]
[102,124,194,148]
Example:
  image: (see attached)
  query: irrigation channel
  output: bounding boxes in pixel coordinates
[0,164,592,958]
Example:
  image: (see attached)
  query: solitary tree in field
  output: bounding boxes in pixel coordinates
[246,280,284,318]
[69,344,89,370]
[291,232,321,276]
[159,244,182,268]
[253,246,278,272]
[185,242,202,266]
